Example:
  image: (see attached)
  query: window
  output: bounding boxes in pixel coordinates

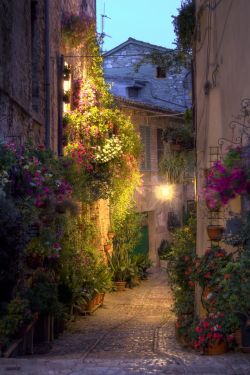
[157,128,164,166]
[127,86,140,99]
[139,125,151,171]
[156,66,166,79]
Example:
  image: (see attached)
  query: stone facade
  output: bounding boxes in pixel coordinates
[0,0,96,152]
[104,38,191,112]
[0,0,60,149]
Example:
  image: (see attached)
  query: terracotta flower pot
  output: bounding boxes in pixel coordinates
[26,254,43,269]
[170,143,182,152]
[205,341,227,355]
[104,244,112,252]
[114,281,126,291]
[235,329,242,346]
[207,225,224,241]
[107,232,115,240]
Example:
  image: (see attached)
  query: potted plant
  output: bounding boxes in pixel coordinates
[162,124,194,150]
[159,151,187,183]
[194,247,231,290]
[107,251,133,291]
[204,148,247,211]
[192,313,230,355]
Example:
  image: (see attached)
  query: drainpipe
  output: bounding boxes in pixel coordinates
[44,0,50,149]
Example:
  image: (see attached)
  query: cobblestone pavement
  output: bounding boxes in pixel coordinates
[1,268,250,374]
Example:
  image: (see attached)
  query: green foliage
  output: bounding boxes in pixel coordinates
[113,209,143,254]
[173,287,194,316]
[132,254,152,279]
[159,150,186,183]
[157,239,172,260]
[107,249,136,282]
[172,0,195,54]
[162,123,194,149]
[0,297,32,348]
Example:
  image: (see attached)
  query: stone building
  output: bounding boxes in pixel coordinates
[0,0,96,153]
[103,38,194,263]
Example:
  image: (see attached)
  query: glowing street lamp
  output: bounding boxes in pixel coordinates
[155,184,175,201]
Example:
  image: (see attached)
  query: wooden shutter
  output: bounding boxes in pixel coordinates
[140,125,151,171]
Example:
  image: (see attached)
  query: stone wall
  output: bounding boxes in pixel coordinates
[104,39,192,112]
[0,0,63,149]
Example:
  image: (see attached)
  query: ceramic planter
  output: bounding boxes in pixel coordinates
[207,225,224,241]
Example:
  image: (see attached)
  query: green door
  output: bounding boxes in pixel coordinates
[132,225,149,256]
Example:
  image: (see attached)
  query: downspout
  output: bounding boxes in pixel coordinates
[44,0,51,149]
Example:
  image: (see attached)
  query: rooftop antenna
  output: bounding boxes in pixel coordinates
[99,3,111,51]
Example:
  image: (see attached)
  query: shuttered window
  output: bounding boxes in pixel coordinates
[139,125,151,171]
[157,128,164,166]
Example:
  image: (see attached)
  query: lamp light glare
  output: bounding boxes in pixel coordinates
[155,184,175,201]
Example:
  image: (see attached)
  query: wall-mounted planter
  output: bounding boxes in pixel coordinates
[207,225,224,241]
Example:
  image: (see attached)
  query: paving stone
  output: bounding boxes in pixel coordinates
[1,268,250,374]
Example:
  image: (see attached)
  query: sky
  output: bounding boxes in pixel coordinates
[96,0,183,52]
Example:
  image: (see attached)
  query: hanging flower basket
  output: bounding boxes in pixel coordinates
[207,225,224,241]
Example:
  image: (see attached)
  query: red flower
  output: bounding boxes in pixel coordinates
[204,272,212,279]
[224,274,231,279]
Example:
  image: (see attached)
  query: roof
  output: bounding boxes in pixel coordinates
[115,96,185,117]
[103,37,173,57]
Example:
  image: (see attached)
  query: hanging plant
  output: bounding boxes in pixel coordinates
[204,147,249,210]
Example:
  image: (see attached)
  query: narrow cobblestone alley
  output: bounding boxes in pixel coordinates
[1,269,250,375]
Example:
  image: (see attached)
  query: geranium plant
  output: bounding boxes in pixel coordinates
[192,312,231,351]
[193,247,231,290]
